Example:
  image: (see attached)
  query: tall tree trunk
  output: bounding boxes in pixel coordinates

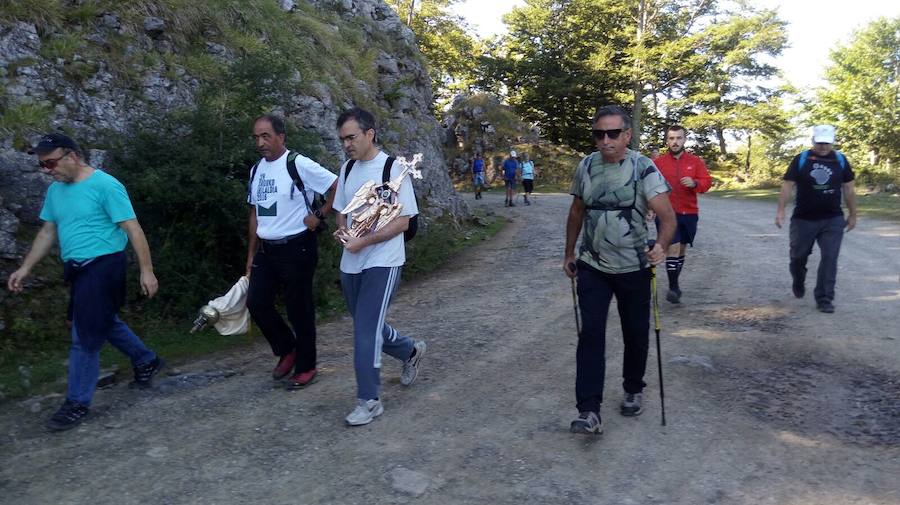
[745,133,752,175]
[631,0,647,150]
[407,0,415,26]
[716,128,728,155]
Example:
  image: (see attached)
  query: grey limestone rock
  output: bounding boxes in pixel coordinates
[0,22,40,67]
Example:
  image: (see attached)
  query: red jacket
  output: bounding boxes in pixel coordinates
[653,151,712,214]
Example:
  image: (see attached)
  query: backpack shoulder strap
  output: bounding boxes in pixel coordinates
[343,159,357,182]
[798,149,810,169]
[835,150,847,170]
[247,159,262,201]
[285,151,304,192]
[382,156,396,185]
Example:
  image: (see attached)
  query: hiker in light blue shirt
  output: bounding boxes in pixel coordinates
[521,153,537,206]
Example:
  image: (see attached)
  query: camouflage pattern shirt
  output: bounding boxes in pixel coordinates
[569,149,670,274]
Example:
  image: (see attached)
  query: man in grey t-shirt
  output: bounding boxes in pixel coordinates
[563,105,676,435]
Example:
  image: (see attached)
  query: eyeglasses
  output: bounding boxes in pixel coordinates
[37,150,70,169]
[339,129,373,143]
[592,129,627,140]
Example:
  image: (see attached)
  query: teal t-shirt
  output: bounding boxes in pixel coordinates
[39,169,136,262]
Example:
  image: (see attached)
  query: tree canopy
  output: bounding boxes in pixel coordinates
[812,17,900,180]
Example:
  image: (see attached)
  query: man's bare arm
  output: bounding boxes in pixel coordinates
[7,222,57,292]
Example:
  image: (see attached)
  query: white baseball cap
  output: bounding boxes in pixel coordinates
[812,125,836,144]
[510,150,517,157]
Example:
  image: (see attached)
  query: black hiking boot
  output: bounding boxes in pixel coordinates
[130,356,165,388]
[666,288,681,304]
[792,281,805,298]
[817,301,835,313]
[46,400,90,431]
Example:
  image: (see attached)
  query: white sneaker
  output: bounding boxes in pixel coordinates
[400,340,427,386]
[345,399,384,426]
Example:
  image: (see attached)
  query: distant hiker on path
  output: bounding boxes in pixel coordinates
[563,105,675,435]
[472,152,485,200]
[503,150,520,207]
[776,124,858,314]
[521,152,537,206]
[333,107,426,426]
[7,133,163,431]
[653,125,712,304]
[245,114,337,389]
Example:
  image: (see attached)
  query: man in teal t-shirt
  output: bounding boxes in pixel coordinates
[7,133,164,431]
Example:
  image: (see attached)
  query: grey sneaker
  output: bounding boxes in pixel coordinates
[400,340,426,386]
[569,411,602,434]
[620,392,643,417]
[345,399,384,426]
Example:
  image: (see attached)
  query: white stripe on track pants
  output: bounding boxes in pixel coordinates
[340,266,415,400]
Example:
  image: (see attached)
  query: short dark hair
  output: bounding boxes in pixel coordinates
[592,105,632,129]
[337,107,376,133]
[255,114,286,136]
[666,124,687,135]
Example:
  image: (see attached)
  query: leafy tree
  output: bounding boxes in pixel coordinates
[489,0,632,151]
[484,0,788,156]
[812,17,900,182]
[390,0,481,107]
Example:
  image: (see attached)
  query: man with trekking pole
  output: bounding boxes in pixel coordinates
[563,105,675,435]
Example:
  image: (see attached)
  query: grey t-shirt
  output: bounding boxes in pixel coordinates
[569,149,670,274]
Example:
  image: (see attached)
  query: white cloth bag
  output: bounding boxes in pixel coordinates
[207,276,250,335]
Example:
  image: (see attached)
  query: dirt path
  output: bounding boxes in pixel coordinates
[2,192,898,505]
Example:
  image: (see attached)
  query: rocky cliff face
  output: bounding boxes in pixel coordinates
[0,0,466,265]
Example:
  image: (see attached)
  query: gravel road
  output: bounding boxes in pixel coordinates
[1,191,898,505]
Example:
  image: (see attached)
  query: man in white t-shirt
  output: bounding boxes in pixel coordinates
[332,107,426,426]
[245,114,337,389]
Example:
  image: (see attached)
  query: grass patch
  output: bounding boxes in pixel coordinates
[710,188,900,222]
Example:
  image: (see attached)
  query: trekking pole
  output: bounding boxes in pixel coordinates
[568,263,581,336]
[650,265,667,426]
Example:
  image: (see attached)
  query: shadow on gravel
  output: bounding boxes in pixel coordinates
[719,351,900,447]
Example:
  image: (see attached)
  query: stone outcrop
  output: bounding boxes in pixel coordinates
[0,0,467,268]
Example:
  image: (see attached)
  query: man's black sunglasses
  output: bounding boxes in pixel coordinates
[591,128,627,140]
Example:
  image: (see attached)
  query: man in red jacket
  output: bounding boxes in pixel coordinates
[653,125,712,303]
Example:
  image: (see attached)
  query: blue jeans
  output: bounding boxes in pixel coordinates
[68,316,155,405]
[65,251,156,406]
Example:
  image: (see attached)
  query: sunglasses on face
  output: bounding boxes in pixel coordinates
[38,150,70,169]
[592,129,626,140]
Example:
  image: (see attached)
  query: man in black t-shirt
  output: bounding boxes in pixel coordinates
[775,125,858,313]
